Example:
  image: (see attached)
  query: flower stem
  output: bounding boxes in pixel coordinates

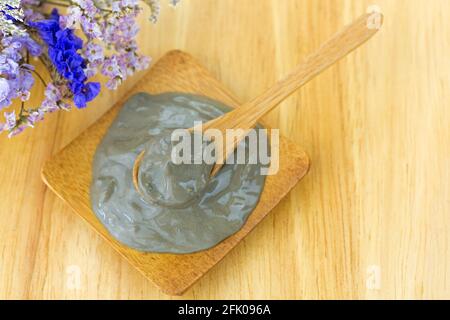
[19,101,25,117]
[32,69,48,87]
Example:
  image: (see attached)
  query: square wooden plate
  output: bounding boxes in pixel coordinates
[42,50,310,295]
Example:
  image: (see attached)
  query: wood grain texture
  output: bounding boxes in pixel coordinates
[41,50,310,296]
[202,12,382,176]
[0,0,449,299]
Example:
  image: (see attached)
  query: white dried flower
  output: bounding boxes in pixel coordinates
[143,0,180,24]
[143,0,161,24]
[0,0,27,37]
[169,0,181,7]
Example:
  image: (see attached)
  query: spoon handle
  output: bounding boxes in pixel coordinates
[206,11,383,176]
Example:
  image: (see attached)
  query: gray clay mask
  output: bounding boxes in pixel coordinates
[90,92,267,254]
[137,133,214,208]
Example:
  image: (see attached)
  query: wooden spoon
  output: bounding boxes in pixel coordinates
[133,11,383,191]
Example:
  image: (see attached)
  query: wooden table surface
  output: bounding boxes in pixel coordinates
[1,0,449,299]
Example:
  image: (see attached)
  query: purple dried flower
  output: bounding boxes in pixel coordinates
[0,54,19,75]
[26,109,44,127]
[80,16,102,39]
[59,6,82,29]
[84,42,104,64]
[0,0,180,137]
[2,35,42,57]
[0,78,10,108]
[102,56,123,79]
